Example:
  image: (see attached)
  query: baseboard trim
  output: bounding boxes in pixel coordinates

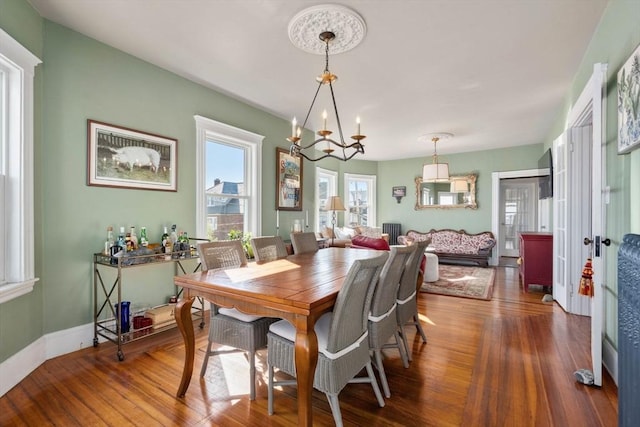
[0,322,94,397]
[1,300,206,397]
[603,338,618,386]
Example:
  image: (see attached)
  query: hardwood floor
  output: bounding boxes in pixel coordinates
[0,266,618,426]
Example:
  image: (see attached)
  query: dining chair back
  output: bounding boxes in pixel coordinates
[290,232,318,254]
[250,236,288,262]
[396,240,430,363]
[198,240,247,270]
[267,252,389,426]
[368,245,415,398]
[197,240,276,400]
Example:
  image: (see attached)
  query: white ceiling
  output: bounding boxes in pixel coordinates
[28,0,609,161]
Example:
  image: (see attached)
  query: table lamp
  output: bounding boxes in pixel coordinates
[325,196,346,246]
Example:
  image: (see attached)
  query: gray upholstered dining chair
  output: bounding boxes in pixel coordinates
[368,245,414,398]
[396,240,430,364]
[250,236,288,262]
[290,231,318,254]
[267,252,389,426]
[197,240,277,400]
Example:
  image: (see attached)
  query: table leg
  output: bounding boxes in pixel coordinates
[175,296,195,398]
[294,317,318,427]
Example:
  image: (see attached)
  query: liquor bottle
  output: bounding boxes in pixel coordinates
[161,226,169,252]
[104,226,115,255]
[117,227,126,249]
[111,227,126,264]
[164,238,173,260]
[176,231,184,258]
[181,230,191,258]
[140,226,148,247]
[129,226,138,250]
[170,224,178,245]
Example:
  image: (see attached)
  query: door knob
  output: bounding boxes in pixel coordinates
[584,237,593,245]
[602,238,611,246]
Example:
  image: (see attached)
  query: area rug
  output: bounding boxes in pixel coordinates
[420,265,495,301]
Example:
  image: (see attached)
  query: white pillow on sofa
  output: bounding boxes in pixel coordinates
[334,227,348,240]
[342,226,356,238]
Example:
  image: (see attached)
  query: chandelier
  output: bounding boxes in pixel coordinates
[287,30,365,162]
[421,133,452,182]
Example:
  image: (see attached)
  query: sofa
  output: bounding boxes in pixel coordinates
[398,229,496,267]
[318,226,389,248]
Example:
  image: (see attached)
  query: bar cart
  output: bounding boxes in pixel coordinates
[93,240,206,361]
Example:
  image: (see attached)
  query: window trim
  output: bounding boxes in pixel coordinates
[344,173,377,227]
[316,167,338,231]
[0,29,41,304]
[194,115,264,240]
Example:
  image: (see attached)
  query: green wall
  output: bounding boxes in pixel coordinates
[377,144,544,233]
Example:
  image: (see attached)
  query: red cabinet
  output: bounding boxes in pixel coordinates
[519,232,553,292]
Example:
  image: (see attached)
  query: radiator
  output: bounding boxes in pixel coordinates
[618,233,640,427]
[382,223,401,246]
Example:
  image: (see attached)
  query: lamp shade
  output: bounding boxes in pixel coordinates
[325,195,346,211]
[450,179,468,193]
[422,163,450,182]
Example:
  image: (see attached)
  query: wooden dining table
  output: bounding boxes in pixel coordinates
[173,247,384,426]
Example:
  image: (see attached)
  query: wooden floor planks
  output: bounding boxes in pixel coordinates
[0,265,617,426]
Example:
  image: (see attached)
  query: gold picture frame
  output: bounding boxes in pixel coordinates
[276,147,303,211]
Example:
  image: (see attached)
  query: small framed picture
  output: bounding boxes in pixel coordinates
[392,186,406,197]
[87,120,177,191]
[618,43,640,154]
[276,147,303,211]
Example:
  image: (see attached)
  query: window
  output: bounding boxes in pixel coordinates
[0,29,41,304]
[316,167,337,232]
[195,116,263,241]
[344,173,376,227]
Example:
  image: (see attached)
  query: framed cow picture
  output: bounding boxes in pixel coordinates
[87,119,178,191]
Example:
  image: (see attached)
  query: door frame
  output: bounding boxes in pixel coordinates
[498,178,540,258]
[491,169,548,266]
[559,62,607,386]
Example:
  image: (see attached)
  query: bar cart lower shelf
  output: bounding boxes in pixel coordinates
[93,245,205,361]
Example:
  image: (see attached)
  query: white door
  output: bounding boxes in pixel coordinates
[587,64,607,387]
[553,133,569,311]
[499,178,539,257]
[553,63,607,386]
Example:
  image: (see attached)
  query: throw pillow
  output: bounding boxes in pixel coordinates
[321,226,334,239]
[342,226,356,238]
[334,227,348,240]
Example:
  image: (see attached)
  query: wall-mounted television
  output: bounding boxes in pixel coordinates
[538,148,553,199]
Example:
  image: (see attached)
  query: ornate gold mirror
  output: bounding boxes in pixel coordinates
[414,174,477,209]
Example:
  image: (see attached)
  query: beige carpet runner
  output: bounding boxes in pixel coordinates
[420,264,495,301]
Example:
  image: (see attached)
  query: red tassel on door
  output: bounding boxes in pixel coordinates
[578,258,594,297]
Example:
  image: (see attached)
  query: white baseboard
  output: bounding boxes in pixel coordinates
[1,301,206,397]
[0,322,94,397]
[603,338,618,386]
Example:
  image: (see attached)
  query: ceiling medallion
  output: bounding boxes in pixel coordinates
[288,4,367,55]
